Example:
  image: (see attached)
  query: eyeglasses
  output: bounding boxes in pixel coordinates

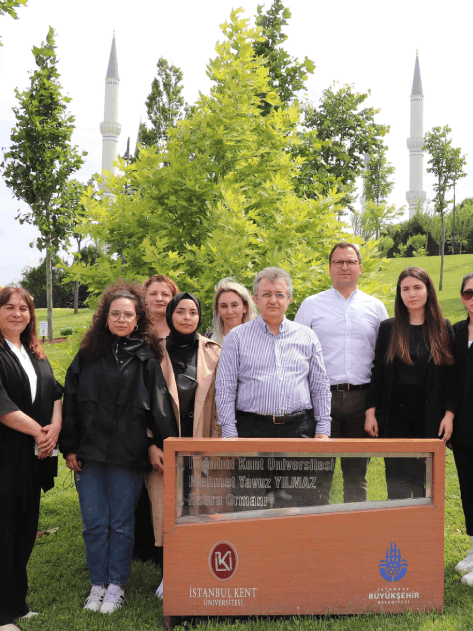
[108,311,137,322]
[331,259,359,268]
[260,292,287,300]
[461,290,473,300]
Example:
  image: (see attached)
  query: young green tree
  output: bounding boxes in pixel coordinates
[448,198,473,255]
[58,178,90,313]
[351,201,402,241]
[1,27,85,339]
[0,0,27,45]
[423,125,467,289]
[297,84,389,212]
[364,143,395,206]
[137,57,190,150]
[253,0,315,115]
[73,10,387,326]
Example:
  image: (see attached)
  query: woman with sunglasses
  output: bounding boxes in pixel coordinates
[60,282,176,614]
[451,273,473,585]
[365,267,455,500]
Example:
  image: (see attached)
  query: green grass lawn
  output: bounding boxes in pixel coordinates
[21,256,473,630]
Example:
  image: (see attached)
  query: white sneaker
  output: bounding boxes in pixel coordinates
[156,579,164,599]
[455,550,473,575]
[0,624,22,631]
[84,585,107,611]
[100,584,125,614]
[461,570,473,586]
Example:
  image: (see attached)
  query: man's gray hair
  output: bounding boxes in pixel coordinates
[253,267,293,298]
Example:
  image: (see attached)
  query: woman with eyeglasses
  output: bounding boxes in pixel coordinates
[365,267,455,500]
[146,292,221,599]
[451,272,473,585]
[60,282,176,614]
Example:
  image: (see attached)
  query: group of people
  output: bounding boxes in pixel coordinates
[1,241,473,630]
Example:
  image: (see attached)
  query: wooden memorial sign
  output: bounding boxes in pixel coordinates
[163,438,444,626]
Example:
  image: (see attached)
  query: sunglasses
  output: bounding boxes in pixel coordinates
[461,290,473,300]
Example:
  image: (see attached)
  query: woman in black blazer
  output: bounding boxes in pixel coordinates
[452,272,473,584]
[0,287,63,629]
[365,267,455,500]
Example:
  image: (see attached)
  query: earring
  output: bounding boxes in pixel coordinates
[105,322,109,330]
[134,325,138,331]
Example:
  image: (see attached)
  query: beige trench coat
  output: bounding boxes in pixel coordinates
[146,334,221,546]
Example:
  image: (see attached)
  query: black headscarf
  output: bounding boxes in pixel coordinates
[166,292,202,346]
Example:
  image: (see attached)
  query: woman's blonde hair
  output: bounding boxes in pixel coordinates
[212,278,256,337]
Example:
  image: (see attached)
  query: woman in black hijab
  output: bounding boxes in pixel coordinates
[146,292,221,598]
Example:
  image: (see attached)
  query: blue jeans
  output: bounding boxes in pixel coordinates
[75,462,144,586]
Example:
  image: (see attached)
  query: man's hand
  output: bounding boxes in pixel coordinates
[149,444,164,472]
[314,433,329,440]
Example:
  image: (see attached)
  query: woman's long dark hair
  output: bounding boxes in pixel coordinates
[0,287,45,359]
[80,281,162,360]
[386,267,453,366]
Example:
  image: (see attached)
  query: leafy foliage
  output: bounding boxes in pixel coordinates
[20,249,96,309]
[364,142,395,205]
[1,27,86,337]
[72,10,386,328]
[0,0,27,45]
[423,125,467,289]
[253,0,315,115]
[137,57,190,150]
[352,201,402,241]
[297,84,389,211]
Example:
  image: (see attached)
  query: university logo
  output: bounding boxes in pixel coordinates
[379,542,408,582]
[209,541,238,581]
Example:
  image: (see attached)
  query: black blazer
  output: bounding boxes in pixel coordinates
[452,317,473,446]
[365,318,456,438]
[0,343,63,516]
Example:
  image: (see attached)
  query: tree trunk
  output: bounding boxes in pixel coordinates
[73,280,79,314]
[439,212,445,291]
[452,185,456,254]
[45,245,54,341]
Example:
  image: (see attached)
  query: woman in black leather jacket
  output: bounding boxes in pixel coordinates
[60,281,176,614]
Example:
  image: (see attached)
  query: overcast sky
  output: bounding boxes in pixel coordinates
[1,0,471,285]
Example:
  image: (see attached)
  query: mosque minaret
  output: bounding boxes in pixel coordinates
[100,33,121,182]
[406,52,427,218]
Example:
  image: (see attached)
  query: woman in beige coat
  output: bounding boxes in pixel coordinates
[146,292,221,598]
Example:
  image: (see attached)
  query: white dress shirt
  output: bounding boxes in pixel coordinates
[295,287,388,385]
[216,315,331,437]
[5,338,37,402]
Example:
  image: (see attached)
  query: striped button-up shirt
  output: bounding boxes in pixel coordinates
[216,315,331,438]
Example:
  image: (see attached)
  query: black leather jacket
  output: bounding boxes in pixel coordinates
[60,336,178,472]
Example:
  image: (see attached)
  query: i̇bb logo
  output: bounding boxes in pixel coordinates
[209,541,238,581]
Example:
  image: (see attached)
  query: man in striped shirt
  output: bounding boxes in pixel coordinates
[216,267,331,441]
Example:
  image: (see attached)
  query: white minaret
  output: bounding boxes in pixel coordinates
[100,33,121,182]
[406,52,426,218]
